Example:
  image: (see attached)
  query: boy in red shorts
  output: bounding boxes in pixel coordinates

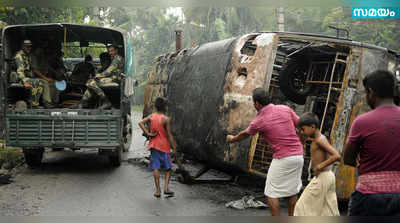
[139,97,177,198]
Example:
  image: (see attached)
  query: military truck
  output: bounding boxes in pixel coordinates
[0,24,136,167]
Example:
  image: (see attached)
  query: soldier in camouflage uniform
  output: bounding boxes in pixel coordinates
[14,40,53,108]
[73,44,124,109]
[30,42,58,107]
[98,52,112,73]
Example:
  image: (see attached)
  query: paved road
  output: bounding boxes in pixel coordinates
[0,111,274,216]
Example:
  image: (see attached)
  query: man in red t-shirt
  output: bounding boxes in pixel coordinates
[344,70,400,216]
[227,88,304,216]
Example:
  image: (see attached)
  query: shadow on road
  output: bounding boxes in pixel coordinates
[26,149,119,175]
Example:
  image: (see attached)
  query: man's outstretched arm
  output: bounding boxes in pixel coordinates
[226,130,251,143]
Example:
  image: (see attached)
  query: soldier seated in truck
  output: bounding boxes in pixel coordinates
[31,40,63,107]
[13,40,54,108]
[48,50,67,81]
[98,52,112,73]
[72,54,96,80]
[72,44,123,109]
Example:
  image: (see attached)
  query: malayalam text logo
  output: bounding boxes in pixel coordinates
[352,7,399,19]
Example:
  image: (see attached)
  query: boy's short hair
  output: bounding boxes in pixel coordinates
[363,70,396,98]
[298,112,320,128]
[155,97,168,112]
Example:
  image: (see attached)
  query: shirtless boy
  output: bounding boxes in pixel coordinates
[294,112,341,216]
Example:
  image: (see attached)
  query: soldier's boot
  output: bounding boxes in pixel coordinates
[29,95,40,109]
[43,101,55,109]
[99,96,112,110]
[28,100,39,109]
[71,99,89,109]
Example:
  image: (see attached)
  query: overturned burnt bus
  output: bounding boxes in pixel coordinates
[144,32,400,199]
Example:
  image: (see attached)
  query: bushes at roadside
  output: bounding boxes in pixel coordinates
[0,145,24,170]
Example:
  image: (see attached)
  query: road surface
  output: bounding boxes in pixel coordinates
[0,111,276,216]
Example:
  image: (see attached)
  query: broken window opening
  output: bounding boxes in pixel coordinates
[237,67,248,78]
[240,36,257,56]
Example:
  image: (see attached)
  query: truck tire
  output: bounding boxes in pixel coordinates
[122,114,132,152]
[109,147,122,167]
[23,147,44,168]
[278,58,313,105]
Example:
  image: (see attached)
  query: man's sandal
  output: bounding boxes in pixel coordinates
[164,191,175,197]
[154,193,161,198]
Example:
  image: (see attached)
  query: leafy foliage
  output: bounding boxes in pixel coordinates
[1,7,399,105]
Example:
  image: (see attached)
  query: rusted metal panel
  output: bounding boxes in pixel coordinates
[329,47,361,200]
[330,48,361,154]
[221,33,278,170]
[336,103,361,200]
[336,162,357,200]
[248,133,259,170]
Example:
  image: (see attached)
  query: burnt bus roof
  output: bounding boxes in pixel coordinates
[266,31,399,58]
[2,23,125,45]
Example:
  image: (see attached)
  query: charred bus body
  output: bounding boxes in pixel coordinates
[1,24,135,167]
[144,32,400,200]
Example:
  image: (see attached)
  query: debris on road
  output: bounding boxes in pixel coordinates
[0,173,13,185]
[127,157,150,165]
[127,155,234,185]
[225,195,268,210]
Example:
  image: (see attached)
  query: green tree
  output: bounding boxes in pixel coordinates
[322,7,400,51]
[2,7,399,105]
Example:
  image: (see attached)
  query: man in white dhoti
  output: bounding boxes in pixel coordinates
[227,88,304,216]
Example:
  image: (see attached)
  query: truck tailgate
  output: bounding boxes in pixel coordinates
[5,109,121,148]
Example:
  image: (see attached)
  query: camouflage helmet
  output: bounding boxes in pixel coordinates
[23,40,32,45]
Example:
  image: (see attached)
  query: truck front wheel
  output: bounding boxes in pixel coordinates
[23,147,44,168]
